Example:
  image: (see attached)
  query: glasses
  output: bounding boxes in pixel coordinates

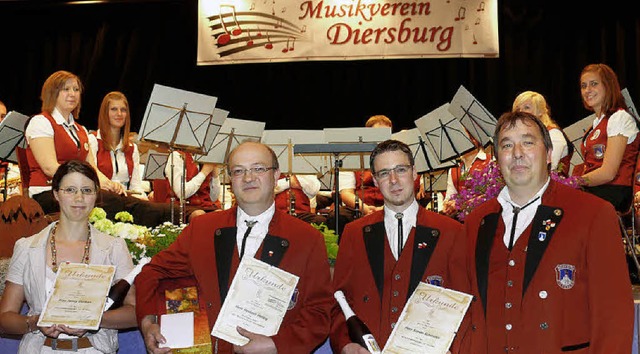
[373,165,412,179]
[229,166,276,178]
[58,186,97,196]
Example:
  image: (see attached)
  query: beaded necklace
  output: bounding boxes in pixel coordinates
[50,222,92,273]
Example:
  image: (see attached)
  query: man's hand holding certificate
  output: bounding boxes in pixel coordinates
[211,257,299,345]
[38,263,116,330]
[383,282,472,354]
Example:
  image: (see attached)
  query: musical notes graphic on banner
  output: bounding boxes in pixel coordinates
[282,37,295,53]
[264,31,273,49]
[216,4,242,45]
[477,2,485,11]
[455,7,466,21]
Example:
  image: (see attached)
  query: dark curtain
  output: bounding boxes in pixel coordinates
[0,0,639,133]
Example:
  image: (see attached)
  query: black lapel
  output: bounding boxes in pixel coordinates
[407,225,440,300]
[523,205,564,295]
[476,212,499,315]
[260,234,289,267]
[214,227,237,303]
[363,222,385,299]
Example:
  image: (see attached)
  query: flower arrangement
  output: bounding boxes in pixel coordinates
[311,222,339,266]
[450,161,583,222]
[89,208,186,264]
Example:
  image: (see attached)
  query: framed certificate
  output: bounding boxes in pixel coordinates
[211,257,299,346]
[383,282,473,354]
[38,263,116,330]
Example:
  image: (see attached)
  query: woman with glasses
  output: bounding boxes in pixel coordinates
[0,160,137,353]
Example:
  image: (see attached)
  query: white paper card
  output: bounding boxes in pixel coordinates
[160,312,195,349]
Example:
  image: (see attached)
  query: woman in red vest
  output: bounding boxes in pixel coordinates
[88,91,147,199]
[512,90,574,176]
[578,63,640,212]
[24,71,126,214]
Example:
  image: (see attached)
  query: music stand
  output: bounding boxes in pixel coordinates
[0,111,29,200]
[392,128,455,211]
[262,129,331,215]
[448,85,498,147]
[138,84,219,223]
[563,114,594,174]
[415,103,476,164]
[193,108,229,163]
[622,88,639,121]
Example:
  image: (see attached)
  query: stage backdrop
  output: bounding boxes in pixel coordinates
[197,0,499,65]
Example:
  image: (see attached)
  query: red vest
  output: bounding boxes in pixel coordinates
[92,131,134,181]
[26,112,89,186]
[163,152,217,208]
[275,174,311,214]
[582,114,640,186]
[450,153,493,192]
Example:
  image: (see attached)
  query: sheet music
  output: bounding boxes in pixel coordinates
[138,84,218,153]
[448,85,497,146]
[622,88,639,120]
[201,117,265,165]
[391,128,456,174]
[193,108,229,162]
[143,150,170,180]
[323,127,390,170]
[415,103,475,163]
[0,111,29,163]
[261,129,330,175]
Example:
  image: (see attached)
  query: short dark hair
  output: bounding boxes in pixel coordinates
[369,139,414,173]
[52,160,100,192]
[493,110,553,153]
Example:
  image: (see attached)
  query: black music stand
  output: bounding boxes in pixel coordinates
[448,85,497,147]
[294,142,378,240]
[0,111,29,200]
[563,114,594,174]
[138,84,219,223]
[415,103,476,163]
[392,128,455,212]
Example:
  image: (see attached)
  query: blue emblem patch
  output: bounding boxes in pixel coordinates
[555,264,576,289]
[426,275,443,287]
[288,288,299,310]
[538,232,547,242]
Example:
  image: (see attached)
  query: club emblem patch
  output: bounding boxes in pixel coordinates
[418,242,428,249]
[593,144,606,159]
[542,219,556,231]
[538,232,547,242]
[426,275,443,287]
[590,129,601,140]
[555,264,576,289]
[288,288,299,310]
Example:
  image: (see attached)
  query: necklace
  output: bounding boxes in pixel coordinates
[50,222,92,273]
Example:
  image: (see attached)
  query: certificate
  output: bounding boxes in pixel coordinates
[383,283,472,354]
[211,257,299,346]
[38,263,116,330]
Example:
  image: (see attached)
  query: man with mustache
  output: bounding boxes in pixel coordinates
[450,111,633,353]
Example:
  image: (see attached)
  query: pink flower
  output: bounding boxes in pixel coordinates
[450,161,583,222]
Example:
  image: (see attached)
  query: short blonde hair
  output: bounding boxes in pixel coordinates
[512,91,555,128]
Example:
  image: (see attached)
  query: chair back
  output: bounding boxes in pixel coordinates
[15,147,30,196]
[151,179,173,203]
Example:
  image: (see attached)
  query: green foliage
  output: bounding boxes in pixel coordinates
[311,222,339,266]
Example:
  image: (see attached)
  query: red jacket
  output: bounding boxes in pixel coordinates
[450,181,633,353]
[135,207,333,354]
[331,206,463,350]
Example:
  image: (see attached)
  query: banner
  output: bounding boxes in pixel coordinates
[197,0,499,65]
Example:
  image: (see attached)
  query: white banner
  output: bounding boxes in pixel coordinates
[197,0,499,65]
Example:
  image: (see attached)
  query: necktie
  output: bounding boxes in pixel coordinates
[240,220,257,259]
[395,212,404,258]
[507,196,540,250]
[64,123,81,149]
